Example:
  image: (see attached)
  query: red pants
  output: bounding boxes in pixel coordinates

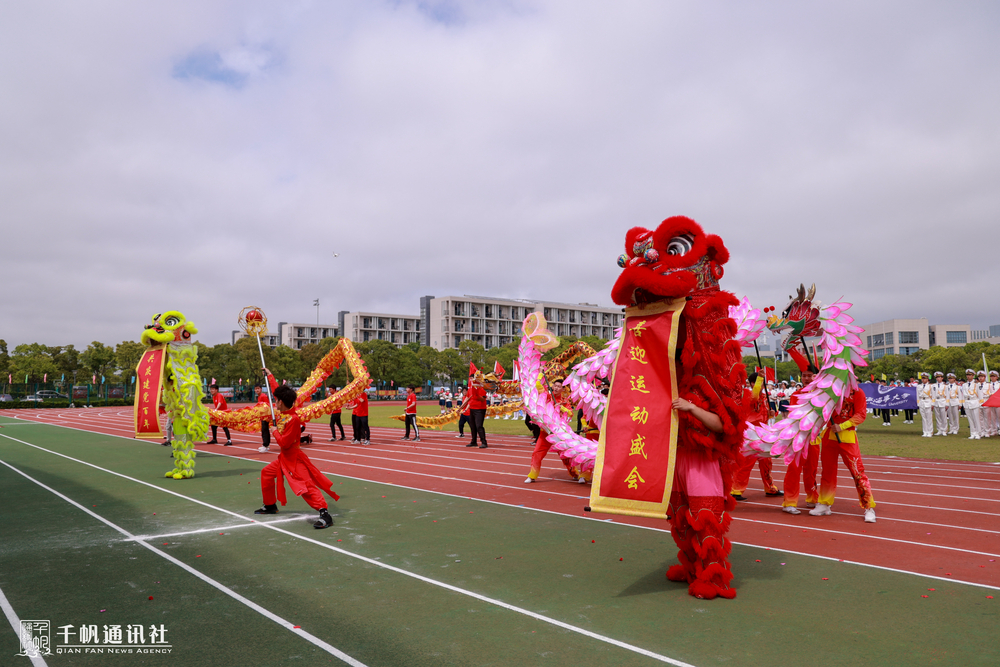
[666,449,735,600]
[261,459,326,510]
[782,444,819,507]
[818,440,875,509]
[731,454,778,495]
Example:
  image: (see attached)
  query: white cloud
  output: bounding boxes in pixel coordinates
[1,0,999,349]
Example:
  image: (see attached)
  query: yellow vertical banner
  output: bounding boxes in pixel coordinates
[589,298,685,520]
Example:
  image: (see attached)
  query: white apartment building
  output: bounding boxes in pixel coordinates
[423,295,623,351]
[231,329,281,348]
[859,318,930,360]
[278,322,339,350]
[338,311,422,347]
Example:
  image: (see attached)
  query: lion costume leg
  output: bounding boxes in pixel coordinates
[666,450,736,599]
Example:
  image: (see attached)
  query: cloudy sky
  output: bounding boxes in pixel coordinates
[2,1,998,349]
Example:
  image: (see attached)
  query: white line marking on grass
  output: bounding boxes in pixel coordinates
[0,584,49,667]
[1,433,698,666]
[128,515,314,541]
[0,458,368,667]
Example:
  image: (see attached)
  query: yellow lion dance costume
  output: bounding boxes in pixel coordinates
[139,311,209,479]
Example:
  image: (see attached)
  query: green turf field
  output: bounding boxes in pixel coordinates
[1,415,998,666]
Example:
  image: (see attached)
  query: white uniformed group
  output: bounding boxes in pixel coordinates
[916,369,999,439]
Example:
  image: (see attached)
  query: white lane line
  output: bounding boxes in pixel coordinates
[0,584,49,666]
[1,433,697,666]
[11,420,999,590]
[0,458,367,667]
[128,515,314,541]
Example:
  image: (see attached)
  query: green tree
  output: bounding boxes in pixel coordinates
[270,345,307,384]
[114,341,146,385]
[438,348,465,386]
[0,340,9,379]
[81,341,116,382]
[234,336,277,387]
[9,344,58,382]
[456,340,487,376]
[48,345,80,379]
[356,340,399,388]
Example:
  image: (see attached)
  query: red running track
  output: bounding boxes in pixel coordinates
[6,407,999,589]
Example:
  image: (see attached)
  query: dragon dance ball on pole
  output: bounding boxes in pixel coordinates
[239,306,276,423]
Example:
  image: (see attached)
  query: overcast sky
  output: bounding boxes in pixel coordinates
[2,1,998,350]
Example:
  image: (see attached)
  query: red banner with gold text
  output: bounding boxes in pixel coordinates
[134,347,166,439]
[589,299,685,520]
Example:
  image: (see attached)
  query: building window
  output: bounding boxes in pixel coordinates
[899,331,919,344]
[871,348,886,360]
[885,332,893,346]
[485,305,493,318]
[363,317,372,329]
[899,346,920,355]
[471,304,481,317]
[871,333,884,347]
[543,308,552,320]
[454,335,462,348]
[946,331,967,344]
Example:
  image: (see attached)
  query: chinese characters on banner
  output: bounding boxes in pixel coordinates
[588,299,685,520]
[133,347,166,439]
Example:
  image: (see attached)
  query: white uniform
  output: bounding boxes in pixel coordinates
[932,380,949,435]
[961,380,982,439]
[984,379,1000,437]
[917,380,935,437]
[946,381,962,434]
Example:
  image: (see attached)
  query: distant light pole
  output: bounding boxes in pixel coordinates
[314,299,320,326]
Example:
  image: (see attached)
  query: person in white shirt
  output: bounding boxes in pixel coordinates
[931,372,948,436]
[984,370,1000,438]
[916,372,935,437]
[946,373,962,435]
[961,370,984,439]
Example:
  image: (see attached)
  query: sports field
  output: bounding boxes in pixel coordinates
[1,407,998,666]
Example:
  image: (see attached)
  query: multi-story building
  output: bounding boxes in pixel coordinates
[338,311,422,347]
[422,295,623,351]
[231,329,280,348]
[278,323,339,350]
[859,318,930,360]
[927,324,973,349]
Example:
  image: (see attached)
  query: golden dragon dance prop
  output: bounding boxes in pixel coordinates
[208,338,371,433]
[391,341,598,429]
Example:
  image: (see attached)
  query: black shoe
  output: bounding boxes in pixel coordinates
[314,509,333,529]
[466,442,478,447]
[479,444,488,449]
[161,440,171,447]
[224,441,232,446]
[731,494,747,501]
[338,437,345,441]
[765,490,783,497]
[206,440,219,445]
[254,504,278,515]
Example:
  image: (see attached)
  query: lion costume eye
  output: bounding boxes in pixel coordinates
[164,316,180,327]
[666,235,693,256]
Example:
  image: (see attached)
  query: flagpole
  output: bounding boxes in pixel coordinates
[255,333,276,423]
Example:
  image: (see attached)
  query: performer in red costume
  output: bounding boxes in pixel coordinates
[730,373,780,501]
[610,216,746,600]
[402,387,421,441]
[254,385,340,528]
[207,384,232,446]
[781,348,820,514]
[524,376,584,483]
[809,387,876,522]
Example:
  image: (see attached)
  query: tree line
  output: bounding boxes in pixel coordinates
[0,335,611,392]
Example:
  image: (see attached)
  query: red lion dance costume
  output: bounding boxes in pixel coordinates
[610,216,746,599]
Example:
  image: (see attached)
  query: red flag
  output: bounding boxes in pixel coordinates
[493,361,506,378]
[469,363,478,378]
[755,366,775,382]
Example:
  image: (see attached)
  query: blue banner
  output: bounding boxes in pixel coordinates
[859,383,917,410]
